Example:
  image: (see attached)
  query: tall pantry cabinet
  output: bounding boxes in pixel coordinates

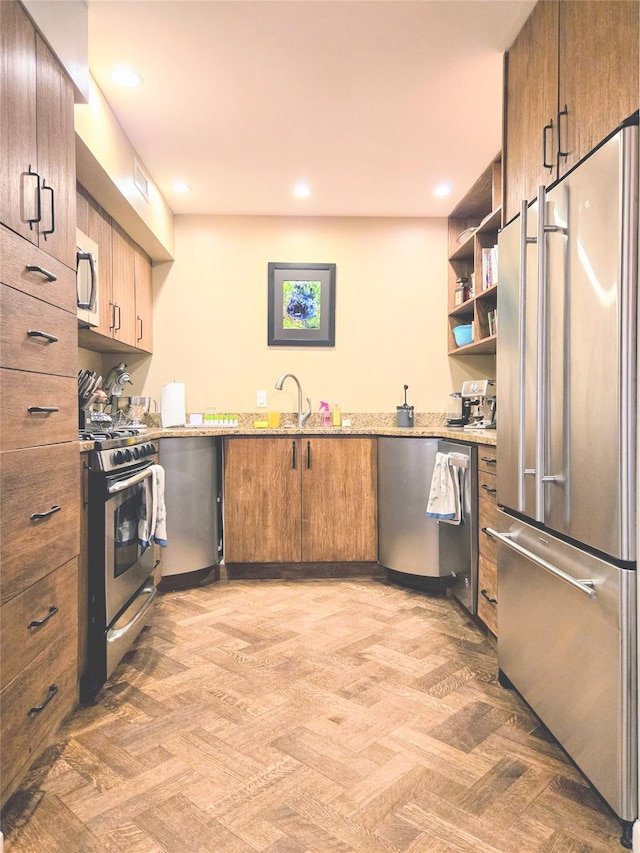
[0,0,80,807]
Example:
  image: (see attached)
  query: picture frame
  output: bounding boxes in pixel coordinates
[268,262,336,347]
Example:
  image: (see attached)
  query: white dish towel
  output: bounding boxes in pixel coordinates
[138,464,168,547]
[425,452,464,525]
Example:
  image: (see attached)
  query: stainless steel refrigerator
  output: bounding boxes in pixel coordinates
[493,115,638,837]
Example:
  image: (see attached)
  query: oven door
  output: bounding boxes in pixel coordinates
[104,464,156,626]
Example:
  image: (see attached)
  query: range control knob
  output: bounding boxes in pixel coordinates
[147,443,156,455]
[112,450,124,465]
[123,449,133,462]
[139,444,148,458]
[132,446,141,460]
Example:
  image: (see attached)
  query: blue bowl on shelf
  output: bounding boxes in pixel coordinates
[453,324,473,347]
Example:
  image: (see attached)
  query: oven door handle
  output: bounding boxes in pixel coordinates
[108,466,153,494]
[107,583,157,644]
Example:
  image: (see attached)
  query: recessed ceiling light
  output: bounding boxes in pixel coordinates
[111,64,143,88]
[293,181,311,198]
[173,181,191,193]
[434,183,452,197]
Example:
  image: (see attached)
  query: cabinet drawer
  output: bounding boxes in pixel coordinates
[0,284,77,376]
[0,368,77,449]
[0,629,77,806]
[478,445,497,474]
[0,444,79,604]
[478,554,498,636]
[0,225,76,313]
[479,518,497,564]
[0,557,78,692]
[478,467,497,499]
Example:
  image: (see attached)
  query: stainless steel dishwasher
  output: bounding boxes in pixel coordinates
[378,437,478,613]
[159,436,223,586]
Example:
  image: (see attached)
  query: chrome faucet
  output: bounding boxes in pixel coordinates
[275,373,311,427]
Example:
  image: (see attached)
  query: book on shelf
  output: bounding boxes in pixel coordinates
[481,245,499,290]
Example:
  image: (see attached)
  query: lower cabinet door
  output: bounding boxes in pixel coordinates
[0,628,78,806]
[302,437,377,562]
[224,437,301,562]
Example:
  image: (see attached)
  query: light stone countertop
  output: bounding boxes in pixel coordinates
[79,416,496,452]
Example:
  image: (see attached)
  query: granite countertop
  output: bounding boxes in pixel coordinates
[79,415,496,451]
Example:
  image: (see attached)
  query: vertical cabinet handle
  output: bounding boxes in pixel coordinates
[26,165,41,228]
[27,684,58,716]
[109,301,116,331]
[115,304,122,332]
[25,265,57,283]
[27,330,58,343]
[306,441,311,469]
[291,440,297,470]
[28,605,59,628]
[557,105,569,160]
[137,316,143,341]
[41,181,55,237]
[542,119,554,172]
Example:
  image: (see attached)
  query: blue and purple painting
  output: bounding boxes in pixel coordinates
[282,280,321,330]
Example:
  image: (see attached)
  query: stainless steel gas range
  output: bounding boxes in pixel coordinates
[80,428,160,703]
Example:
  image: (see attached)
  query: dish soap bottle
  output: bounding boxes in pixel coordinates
[319,401,331,427]
[331,399,342,427]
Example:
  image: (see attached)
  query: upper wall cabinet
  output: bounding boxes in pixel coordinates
[77,185,153,355]
[504,0,639,224]
[0,0,76,270]
[447,156,501,356]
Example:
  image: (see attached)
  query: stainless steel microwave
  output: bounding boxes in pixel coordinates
[76,227,99,328]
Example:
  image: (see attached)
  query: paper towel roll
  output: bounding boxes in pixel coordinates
[161,382,186,428]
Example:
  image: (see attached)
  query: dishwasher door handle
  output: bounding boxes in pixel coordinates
[485,527,597,599]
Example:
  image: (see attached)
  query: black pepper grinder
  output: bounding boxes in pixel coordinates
[396,384,414,428]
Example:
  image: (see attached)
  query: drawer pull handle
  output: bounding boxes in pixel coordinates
[480,456,496,465]
[481,484,497,494]
[480,588,498,605]
[28,605,59,628]
[30,504,61,521]
[25,264,57,282]
[27,406,59,414]
[27,329,59,343]
[27,684,58,716]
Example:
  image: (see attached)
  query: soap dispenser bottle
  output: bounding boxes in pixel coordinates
[331,399,341,427]
[320,401,331,427]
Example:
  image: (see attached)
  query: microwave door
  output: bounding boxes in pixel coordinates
[76,228,100,328]
[77,252,97,326]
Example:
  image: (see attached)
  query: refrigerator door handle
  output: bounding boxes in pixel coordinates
[485,527,597,599]
[535,185,567,522]
[517,200,536,511]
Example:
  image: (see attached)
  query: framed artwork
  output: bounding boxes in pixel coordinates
[267,262,336,347]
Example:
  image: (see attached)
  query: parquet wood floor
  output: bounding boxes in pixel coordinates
[2,579,624,852]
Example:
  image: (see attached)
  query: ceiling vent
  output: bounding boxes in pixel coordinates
[133,157,150,203]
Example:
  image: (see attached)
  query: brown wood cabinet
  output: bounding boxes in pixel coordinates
[0,0,76,269]
[447,156,501,356]
[477,445,498,636]
[0,0,79,807]
[77,185,154,354]
[224,436,378,564]
[504,0,639,223]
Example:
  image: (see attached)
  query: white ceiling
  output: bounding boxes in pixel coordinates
[87,0,536,218]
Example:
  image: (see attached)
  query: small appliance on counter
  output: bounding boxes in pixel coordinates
[396,384,414,428]
[446,391,473,427]
[461,379,496,429]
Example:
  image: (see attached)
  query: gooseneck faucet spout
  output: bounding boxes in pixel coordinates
[275,373,311,427]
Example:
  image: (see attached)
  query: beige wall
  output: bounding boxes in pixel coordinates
[124,215,495,416]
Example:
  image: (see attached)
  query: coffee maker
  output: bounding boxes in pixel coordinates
[461,379,496,429]
[446,392,473,427]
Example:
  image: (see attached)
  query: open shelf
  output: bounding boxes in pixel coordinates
[447,156,501,357]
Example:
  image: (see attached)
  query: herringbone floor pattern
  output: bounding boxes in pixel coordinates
[3,579,624,852]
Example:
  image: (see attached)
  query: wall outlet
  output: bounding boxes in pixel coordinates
[256,390,267,407]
